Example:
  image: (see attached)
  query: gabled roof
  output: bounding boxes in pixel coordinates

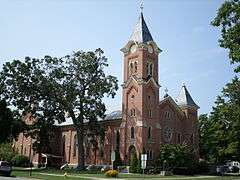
[159,96,185,117]
[129,12,153,43]
[176,85,199,109]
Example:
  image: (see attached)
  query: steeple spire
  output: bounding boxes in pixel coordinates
[140,0,144,13]
[129,8,153,43]
[176,84,199,109]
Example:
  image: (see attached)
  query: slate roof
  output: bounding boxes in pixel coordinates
[104,110,122,120]
[55,110,122,126]
[176,85,199,109]
[129,12,153,43]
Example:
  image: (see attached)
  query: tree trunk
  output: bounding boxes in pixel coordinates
[77,127,85,170]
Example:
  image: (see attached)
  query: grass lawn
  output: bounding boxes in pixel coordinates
[11,168,240,180]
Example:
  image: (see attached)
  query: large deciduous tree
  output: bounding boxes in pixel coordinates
[198,0,240,163]
[0,100,24,144]
[211,0,240,72]
[199,78,240,163]
[0,48,118,169]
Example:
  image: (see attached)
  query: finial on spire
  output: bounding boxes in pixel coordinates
[140,0,144,13]
[182,82,186,87]
[164,87,168,94]
[164,87,169,98]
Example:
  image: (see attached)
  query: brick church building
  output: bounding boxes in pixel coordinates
[14,11,199,167]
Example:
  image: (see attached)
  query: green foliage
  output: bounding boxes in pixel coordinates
[199,0,240,165]
[0,143,16,162]
[129,152,139,173]
[0,48,118,170]
[155,144,196,171]
[211,0,240,73]
[105,170,118,177]
[199,77,240,163]
[11,155,30,167]
[0,100,24,143]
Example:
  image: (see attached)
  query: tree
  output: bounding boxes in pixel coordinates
[0,100,24,143]
[155,144,195,171]
[129,151,139,173]
[200,77,240,163]
[198,0,240,164]
[198,114,215,161]
[211,0,240,73]
[0,48,118,170]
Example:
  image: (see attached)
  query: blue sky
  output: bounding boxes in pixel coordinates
[0,0,236,115]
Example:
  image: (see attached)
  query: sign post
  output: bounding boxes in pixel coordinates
[111,151,115,170]
[141,154,147,179]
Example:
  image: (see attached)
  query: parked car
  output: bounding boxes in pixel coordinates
[226,161,240,173]
[0,161,12,176]
[216,165,229,175]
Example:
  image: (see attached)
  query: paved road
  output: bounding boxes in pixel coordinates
[0,176,33,180]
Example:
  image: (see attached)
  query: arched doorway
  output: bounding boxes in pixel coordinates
[128,145,136,165]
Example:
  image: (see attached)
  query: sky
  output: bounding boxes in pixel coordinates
[0,0,236,115]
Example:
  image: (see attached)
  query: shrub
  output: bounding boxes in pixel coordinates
[105,170,118,177]
[129,152,138,173]
[155,144,196,172]
[0,143,16,162]
[11,155,30,167]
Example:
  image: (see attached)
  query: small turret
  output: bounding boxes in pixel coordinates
[176,84,199,110]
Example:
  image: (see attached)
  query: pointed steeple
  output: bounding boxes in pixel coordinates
[129,12,153,43]
[176,84,199,109]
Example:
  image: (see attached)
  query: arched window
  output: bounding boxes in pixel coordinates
[129,62,134,74]
[148,109,152,118]
[134,61,138,73]
[73,134,77,157]
[148,127,152,139]
[165,111,170,119]
[116,131,120,150]
[131,127,135,139]
[130,108,136,117]
[62,135,66,158]
[147,62,153,77]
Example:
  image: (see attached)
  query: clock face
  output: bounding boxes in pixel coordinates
[148,45,153,53]
[164,126,172,142]
[130,44,137,53]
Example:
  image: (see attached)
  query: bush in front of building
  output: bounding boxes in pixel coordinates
[155,144,196,174]
[11,155,30,167]
[0,143,16,162]
[105,169,118,177]
[129,152,139,173]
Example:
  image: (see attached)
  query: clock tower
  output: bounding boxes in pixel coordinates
[120,11,162,163]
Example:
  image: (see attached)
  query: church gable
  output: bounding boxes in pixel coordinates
[159,96,185,118]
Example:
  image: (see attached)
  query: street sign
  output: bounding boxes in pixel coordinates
[141,160,146,169]
[111,151,115,162]
[141,154,147,161]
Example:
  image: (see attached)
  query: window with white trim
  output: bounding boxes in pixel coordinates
[148,109,152,118]
[130,108,136,117]
[147,61,153,77]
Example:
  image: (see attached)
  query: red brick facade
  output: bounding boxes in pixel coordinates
[14,12,199,167]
